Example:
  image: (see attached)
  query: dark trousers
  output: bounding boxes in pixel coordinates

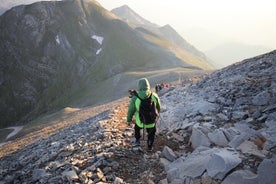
[134,124,156,148]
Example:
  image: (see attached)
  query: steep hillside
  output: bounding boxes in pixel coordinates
[111,5,213,70]
[111,5,158,28]
[159,50,276,183]
[0,0,210,128]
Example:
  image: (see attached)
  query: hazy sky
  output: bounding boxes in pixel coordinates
[97,0,276,49]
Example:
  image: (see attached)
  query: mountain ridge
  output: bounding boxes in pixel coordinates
[111,5,213,69]
[111,4,158,28]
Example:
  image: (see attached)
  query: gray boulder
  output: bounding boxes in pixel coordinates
[228,132,252,148]
[208,129,229,147]
[191,123,211,148]
[162,146,177,162]
[222,127,240,141]
[222,170,258,184]
[257,158,276,184]
[207,149,241,179]
[167,148,219,181]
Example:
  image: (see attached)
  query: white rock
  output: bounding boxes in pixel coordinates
[238,140,265,159]
[114,177,124,184]
[62,170,79,180]
[91,35,104,45]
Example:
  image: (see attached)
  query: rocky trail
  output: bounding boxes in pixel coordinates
[0,96,191,184]
[1,51,276,184]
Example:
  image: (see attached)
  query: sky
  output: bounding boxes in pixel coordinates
[97,0,276,50]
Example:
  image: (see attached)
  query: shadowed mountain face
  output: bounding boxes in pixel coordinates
[0,0,212,127]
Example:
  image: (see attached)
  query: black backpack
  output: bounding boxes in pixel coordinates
[136,93,159,125]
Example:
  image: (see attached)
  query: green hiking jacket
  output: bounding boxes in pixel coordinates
[127,78,161,128]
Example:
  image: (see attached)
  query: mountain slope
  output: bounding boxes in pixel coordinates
[157,50,276,183]
[0,0,211,127]
[111,5,158,28]
[111,5,213,69]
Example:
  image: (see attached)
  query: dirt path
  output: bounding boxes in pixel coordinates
[103,99,191,183]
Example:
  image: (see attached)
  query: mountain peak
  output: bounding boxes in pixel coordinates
[111,5,157,27]
[118,4,131,10]
[162,24,173,29]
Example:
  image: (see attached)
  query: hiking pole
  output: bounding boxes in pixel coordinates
[158,113,165,124]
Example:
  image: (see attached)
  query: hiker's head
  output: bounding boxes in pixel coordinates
[138,78,150,91]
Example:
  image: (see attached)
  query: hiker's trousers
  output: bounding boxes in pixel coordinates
[134,123,156,147]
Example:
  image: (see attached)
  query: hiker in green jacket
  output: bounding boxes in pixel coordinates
[127,78,161,151]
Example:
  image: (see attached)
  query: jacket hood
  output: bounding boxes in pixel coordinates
[138,78,150,91]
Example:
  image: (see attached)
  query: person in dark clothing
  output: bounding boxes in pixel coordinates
[127,78,161,151]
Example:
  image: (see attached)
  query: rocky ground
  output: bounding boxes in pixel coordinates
[0,98,191,184]
[158,50,276,183]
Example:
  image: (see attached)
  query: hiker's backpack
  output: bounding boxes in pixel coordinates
[136,93,159,124]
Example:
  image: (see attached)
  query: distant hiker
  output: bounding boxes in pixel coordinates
[155,83,163,93]
[158,83,162,91]
[127,78,161,152]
